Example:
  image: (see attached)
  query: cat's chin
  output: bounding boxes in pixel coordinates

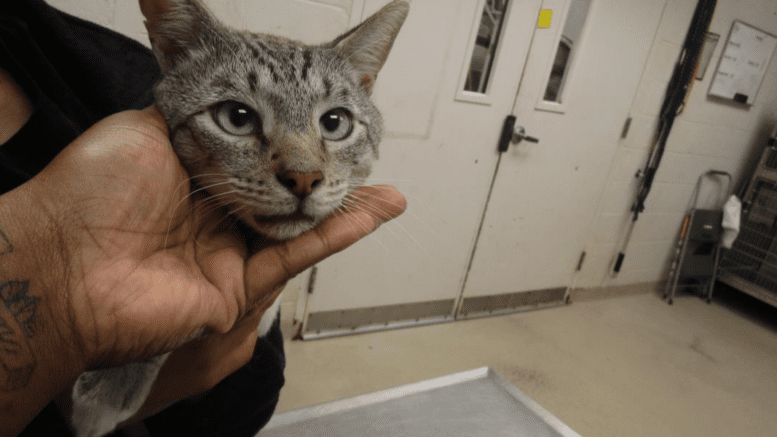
[249,214,321,241]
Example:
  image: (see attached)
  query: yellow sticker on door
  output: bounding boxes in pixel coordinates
[538,9,552,28]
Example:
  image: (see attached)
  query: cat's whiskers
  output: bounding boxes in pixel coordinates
[342,199,402,256]
[342,195,417,252]
[343,188,407,221]
[347,182,439,238]
[192,188,245,220]
[349,177,425,206]
[163,176,240,251]
[358,178,417,183]
[334,202,392,255]
[226,203,251,220]
[198,204,249,248]
[190,196,248,249]
[343,191,430,256]
[343,191,403,231]
[165,173,235,224]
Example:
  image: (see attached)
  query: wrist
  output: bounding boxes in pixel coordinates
[0,182,86,435]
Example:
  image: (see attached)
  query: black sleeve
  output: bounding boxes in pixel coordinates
[0,0,160,193]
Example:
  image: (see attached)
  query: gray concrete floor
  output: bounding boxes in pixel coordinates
[276,287,777,437]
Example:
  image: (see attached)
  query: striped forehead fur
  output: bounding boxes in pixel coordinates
[155,30,365,132]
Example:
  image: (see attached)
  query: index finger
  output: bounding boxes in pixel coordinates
[244,185,406,307]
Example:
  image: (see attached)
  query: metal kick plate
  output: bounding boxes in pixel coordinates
[459,287,567,318]
[261,367,581,437]
[303,299,455,339]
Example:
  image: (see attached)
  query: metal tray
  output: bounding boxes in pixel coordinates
[261,367,581,436]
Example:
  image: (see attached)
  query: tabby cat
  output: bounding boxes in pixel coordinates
[69,0,409,435]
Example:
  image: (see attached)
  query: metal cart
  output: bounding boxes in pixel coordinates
[664,170,732,305]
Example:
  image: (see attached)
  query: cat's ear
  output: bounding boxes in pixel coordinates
[139,0,218,70]
[332,0,410,94]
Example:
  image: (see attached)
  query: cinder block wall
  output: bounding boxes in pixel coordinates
[576,0,777,291]
[47,0,358,45]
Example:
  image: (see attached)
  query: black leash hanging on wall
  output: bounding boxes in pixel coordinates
[613,0,718,274]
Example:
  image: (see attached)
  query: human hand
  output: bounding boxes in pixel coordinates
[27,106,405,373]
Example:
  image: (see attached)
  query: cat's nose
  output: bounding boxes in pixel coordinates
[277,170,324,198]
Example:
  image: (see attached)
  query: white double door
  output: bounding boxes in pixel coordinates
[301,0,667,333]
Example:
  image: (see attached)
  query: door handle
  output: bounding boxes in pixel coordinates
[498,115,539,153]
[512,126,539,144]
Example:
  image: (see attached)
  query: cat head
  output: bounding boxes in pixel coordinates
[139,0,409,240]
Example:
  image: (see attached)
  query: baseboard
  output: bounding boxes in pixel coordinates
[569,281,663,303]
[291,282,664,341]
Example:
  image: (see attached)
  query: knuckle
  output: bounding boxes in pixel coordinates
[271,244,299,278]
[313,225,334,253]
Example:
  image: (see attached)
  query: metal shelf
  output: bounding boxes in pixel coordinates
[717,143,777,308]
[718,270,777,309]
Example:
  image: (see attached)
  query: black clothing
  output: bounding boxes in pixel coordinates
[1,1,285,435]
[0,0,158,193]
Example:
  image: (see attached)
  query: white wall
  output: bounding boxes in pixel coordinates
[47,0,358,46]
[576,0,777,290]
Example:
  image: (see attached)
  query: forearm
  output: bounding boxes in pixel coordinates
[0,183,85,436]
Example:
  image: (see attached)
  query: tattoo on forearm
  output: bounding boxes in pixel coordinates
[0,227,38,392]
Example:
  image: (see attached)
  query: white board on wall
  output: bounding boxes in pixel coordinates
[708,20,777,105]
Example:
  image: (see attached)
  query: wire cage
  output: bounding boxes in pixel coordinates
[718,144,777,308]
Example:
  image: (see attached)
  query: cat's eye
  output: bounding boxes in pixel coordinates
[319,108,353,141]
[212,101,260,136]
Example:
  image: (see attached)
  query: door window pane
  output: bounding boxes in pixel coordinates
[543,0,590,102]
[464,0,510,94]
